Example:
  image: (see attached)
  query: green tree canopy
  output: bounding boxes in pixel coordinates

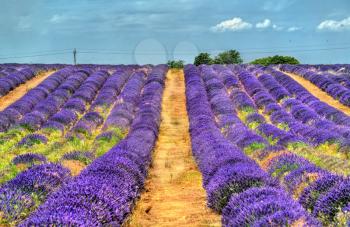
[251,55,300,66]
[167,60,184,69]
[214,50,243,64]
[194,53,213,66]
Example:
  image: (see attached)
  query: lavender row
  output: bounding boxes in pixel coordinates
[0,164,71,223]
[235,65,350,148]
[102,70,147,131]
[0,65,64,96]
[301,64,350,89]
[21,65,167,226]
[18,69,94,132]
[0,67,77,132]
[39,70,109,134]
[280,65,350,107]
[233,66,337,146]
[204,65,350,225]
[70,68,133,138]
[251,66,350,134]
[185,65,318,226]
[0,68,139,224]
[265,67,350,127]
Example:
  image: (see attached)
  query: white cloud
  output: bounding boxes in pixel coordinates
[272,24,283,31]
[317,17,350,31]
[17,16,31,30]
[287,26,301,32]
[256,19,271,28]
[211,17,252,32]
[49,14,73,24]
[263,0,296,12]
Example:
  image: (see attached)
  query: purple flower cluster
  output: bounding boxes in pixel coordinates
[71,111,104,136]
[200,66,267,150]
[264,150,350,224]
[282,98,350,141]
[0,163,70,222]
[267,67,350,127]
[18,68,92,132]
[184,65,317,226]
[0,65,62,97]
[21,65,167,226]
[201,65,350,225]
[41,70,109,132]
[257,123,303,146]
[232,66,347,146]
[12,153,47,165]
[17,133,48,147]
[258,73,291,101]
[222,186,320,226]
[90,68,131,110]
[63,70,109,114]
[103,71,146,130]
[281,65,350,106]
[0,67,73,132]
[61,151,95,164]
[236,68,276,108]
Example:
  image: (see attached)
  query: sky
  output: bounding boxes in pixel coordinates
[0,0,349,64]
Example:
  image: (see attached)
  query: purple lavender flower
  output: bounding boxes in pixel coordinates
[61,151,95,164]
[17,134,48,147]
[0,163,70,222]
[12,153,47,165]
[299,174,343,213]
[222,187,320,226]
[313,178,350,223]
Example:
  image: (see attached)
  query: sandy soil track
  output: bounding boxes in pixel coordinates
[126,69,221,227]
[281,70,350,116]
[0,70,55,111]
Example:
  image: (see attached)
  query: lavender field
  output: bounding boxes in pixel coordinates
[1,63,350,226]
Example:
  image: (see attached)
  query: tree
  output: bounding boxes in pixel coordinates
[251,55,300,66]
[167,60,184,69]
[194,53,213,66]
[214,50,243,64]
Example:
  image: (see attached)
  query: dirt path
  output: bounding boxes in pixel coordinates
[281,71,350,116]
[126,70,221,227]
[0,70,55,111]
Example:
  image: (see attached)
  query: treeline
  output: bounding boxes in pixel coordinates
[167,49,300,68]
[250,55,299,66]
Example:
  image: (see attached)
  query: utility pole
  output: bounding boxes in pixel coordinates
[73,48,77,65]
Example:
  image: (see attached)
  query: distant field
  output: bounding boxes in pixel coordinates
[0,63,350,226]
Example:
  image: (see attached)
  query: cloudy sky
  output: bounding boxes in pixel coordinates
[0,0,349,64]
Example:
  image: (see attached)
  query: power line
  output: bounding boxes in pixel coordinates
[77,46,350,56]
[240,46,350,54]
[0,45,349,60]
[0,49,72,57]
[0,51,70,60]
[202,42,350,52]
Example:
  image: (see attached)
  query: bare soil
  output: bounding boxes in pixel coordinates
[0,70,56,111]
[125,69,221,227]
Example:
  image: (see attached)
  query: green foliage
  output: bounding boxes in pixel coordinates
[251,55,300,66]
[277,123,290,131]
[272,163,299,178]
[237,107,256,121]
[287,142,308,150]
[266,135,279,146]
[194,52,213,66]
[214,50,243,64]
[167,60,184,69]
[194,50,243,65]
[244,142,266,155]
[95,128,125,157]
[247,121,261,130]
